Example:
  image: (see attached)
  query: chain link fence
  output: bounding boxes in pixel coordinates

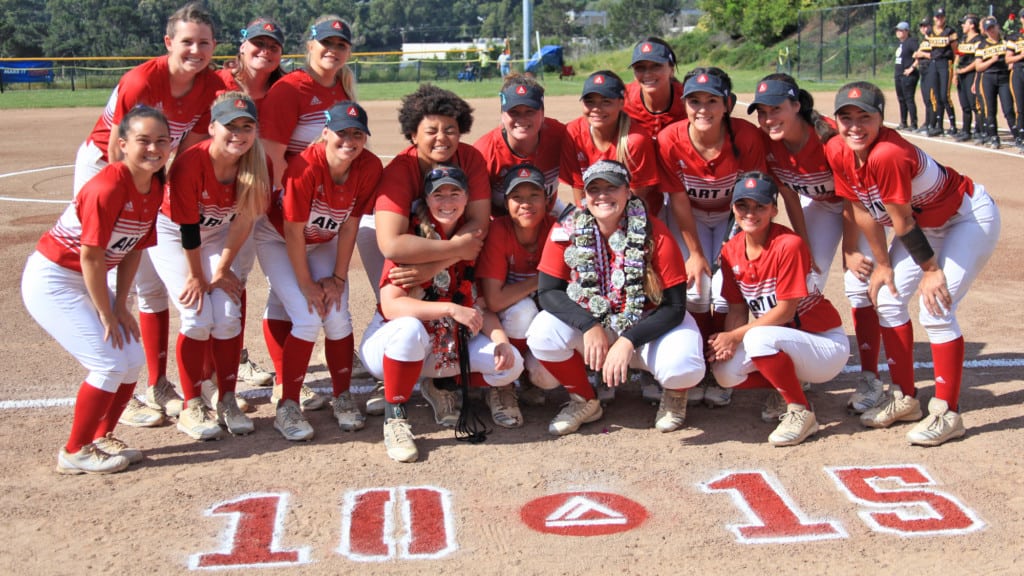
[795,1,1021,82]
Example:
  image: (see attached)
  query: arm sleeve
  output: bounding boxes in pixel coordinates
[619,283,687,348]
[537,271,599,333]
[180,223,201,250]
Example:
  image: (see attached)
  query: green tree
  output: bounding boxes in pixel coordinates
[0,0,49,57]
[608,0,680,45]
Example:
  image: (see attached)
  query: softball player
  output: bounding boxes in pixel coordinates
[213,17,287,388]
[708,173,850,446]
[361,166,523,463]
[827,82,1001,446]
[527,160,705,435]
[562,71,660,214]
[655,66,767,406]
[913,19,936,135]
[259,15,357,409]
[71,3,224,426]
[748,74,883,414]
[1005,11,1024,150]
[218,18,286,108]
[473,73,568,215]
[893,22,920,131]
[23,107,171,474]
[975,16,1016,149]
[624,37,687,139]
[925,8,959,136]
[954,14,983,142]
[255,102,382,439]
[477,164,560,414]
[148,93,270,440]
[373,84,492,419]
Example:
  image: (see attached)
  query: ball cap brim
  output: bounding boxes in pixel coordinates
[582,160,631,189]
[325,101,370,135]
[732,172,778,205]
[747,79,799,114]
[212,97,258,125]
[424,165,469,195]
[503,163,548,197]
[834,86,884,115]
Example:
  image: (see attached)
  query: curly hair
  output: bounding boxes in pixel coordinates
[398,84,475,141]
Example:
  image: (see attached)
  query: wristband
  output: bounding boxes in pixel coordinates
[333,274,346,282]
[898,224,935,266]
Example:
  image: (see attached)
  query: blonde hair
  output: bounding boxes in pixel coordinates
[615,112,635,171]
[212,91,270,220]
[306,14,358,100]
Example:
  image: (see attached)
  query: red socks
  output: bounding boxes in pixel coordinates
[537,352,595,400]
[176,333,208,402]
[262,319,291,385]
[931,336,965,411]
[852,305,881,376]
[383,355,423,404]
[880,321,916,396]
[324,334,355,397]
[280,335,315,404]
[65,383,115,453]
[211,334,243,395]
[139,309,169,387]
[751,352,807,407]
[94,383,136,438]
[509,338,528,357]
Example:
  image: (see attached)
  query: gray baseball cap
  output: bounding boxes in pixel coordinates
[894,21,911,31]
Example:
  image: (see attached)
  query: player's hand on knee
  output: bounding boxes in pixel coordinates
[99,311,125,350]
[602,338,634,387]
[180,275,209,312]
[685,254,711,292]
[869,264,897,307]
[706,331,738,363]
[493,342,515,371]
[920,268,952,316]
[300,282,327,317]
[210,268,242,304]
[583,325,609,372]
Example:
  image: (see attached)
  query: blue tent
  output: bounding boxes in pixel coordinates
[524,45,564,73]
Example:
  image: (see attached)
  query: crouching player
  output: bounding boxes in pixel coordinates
[361,166,523,462]
[527,160,705,435]
[707,172,850,446]
[476,164,560,419]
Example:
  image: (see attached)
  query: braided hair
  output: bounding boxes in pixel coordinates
[682,66,739,158]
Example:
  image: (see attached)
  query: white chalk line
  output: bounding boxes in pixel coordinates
[0,164,74,204]
[2,358,1021,411]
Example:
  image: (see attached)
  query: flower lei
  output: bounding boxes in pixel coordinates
[410,206,476,372]
[563,196,648,334]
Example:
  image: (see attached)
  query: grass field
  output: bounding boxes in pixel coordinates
[0,67,889,109]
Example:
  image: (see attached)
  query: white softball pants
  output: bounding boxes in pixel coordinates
[72,140,106,198]
[254,217,352,342]
[148,214,255,340]
[525,310,706,390]
[801,197,873,308]
[22,252,144,392]
[663,206,731,314]
[876,185,1000,343]
[360,313,524,385]
[711,325,850,388]
[497,297,558,389]
[355,213,385,302]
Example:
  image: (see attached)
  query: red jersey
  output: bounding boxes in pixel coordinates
[764,120,840,203]
[86,56,224,160]
[268,143,382,243]
[538,216,687,315]
[476,214,555,285]
[561,116,659,189]
[260,69,350,158]
[720,223,842,334]
[656,117,768,213]
[375,143,491,217]
[825,127,971,228]
[36,163,160,272]
[163,139,271,232]
[473,117,567,209]
[623,80,687,138]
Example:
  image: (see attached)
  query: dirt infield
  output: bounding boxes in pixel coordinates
[1,91,1022,575]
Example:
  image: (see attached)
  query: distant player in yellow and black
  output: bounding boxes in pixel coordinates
[1006,8,1024,151]
[925,8,958,137]
[913,18,936,134]
[975,16,1017,149]
[954,14,983,142]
